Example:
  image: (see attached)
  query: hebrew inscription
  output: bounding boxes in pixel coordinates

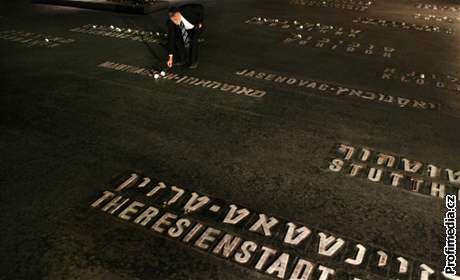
[289,0,374,12]
[243,17,396,59]
[0,30,75,48]
[327,143,460,201]
[414,2,460,12]
[70,24,166,44]
[90,172,459,280]
[353,17,454,35]
[283,33,396,58]
[381,67,460,93]
[414,13,460,24]
[235,69,439,111]
[98,62,266,98]
[245,17,363,38]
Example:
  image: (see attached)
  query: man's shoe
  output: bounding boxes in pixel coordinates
[188,63,198,69]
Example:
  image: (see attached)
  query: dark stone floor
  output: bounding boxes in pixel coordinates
[0,0,459,279]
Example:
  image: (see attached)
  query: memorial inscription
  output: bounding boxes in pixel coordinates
[414,2,460,12]
[245,17,363,38]
[327,143,460,201]
[235,69,439,111]
[90,172,460,280]
[381,67,460,94]
[98,62,266,98]
[0,30,75,48]
[283,33,396,59]
[70,24,166,44]
[289,0,374,12]
[353,17,454,35]
[244,17,392,59]
[414,13,460,24]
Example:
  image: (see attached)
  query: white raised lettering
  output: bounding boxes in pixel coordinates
[266,253,290,279]
[284,222,311,246]
[223,204,251,225]
[318,232,345,257]
[249,214,279,237]
[344,244,366,265]
[446,169,460,184]
[183,192,210,213]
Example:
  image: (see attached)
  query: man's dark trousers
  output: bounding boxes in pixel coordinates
[172,28,201,65]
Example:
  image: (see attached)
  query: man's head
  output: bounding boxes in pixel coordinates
[168,7,182,25]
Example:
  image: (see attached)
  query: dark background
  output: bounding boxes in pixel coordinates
[0,0,459,279]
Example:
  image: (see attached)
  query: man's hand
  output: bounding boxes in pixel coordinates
[198,23,203,29]
[167,56,173,68]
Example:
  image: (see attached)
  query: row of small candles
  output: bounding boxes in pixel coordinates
[86,24,168,38]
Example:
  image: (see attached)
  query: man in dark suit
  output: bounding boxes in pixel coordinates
[166,4,204,69]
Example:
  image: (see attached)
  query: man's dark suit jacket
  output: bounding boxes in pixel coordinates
[167,4,204,55]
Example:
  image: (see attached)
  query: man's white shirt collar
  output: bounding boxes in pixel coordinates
[180,14,194,30]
